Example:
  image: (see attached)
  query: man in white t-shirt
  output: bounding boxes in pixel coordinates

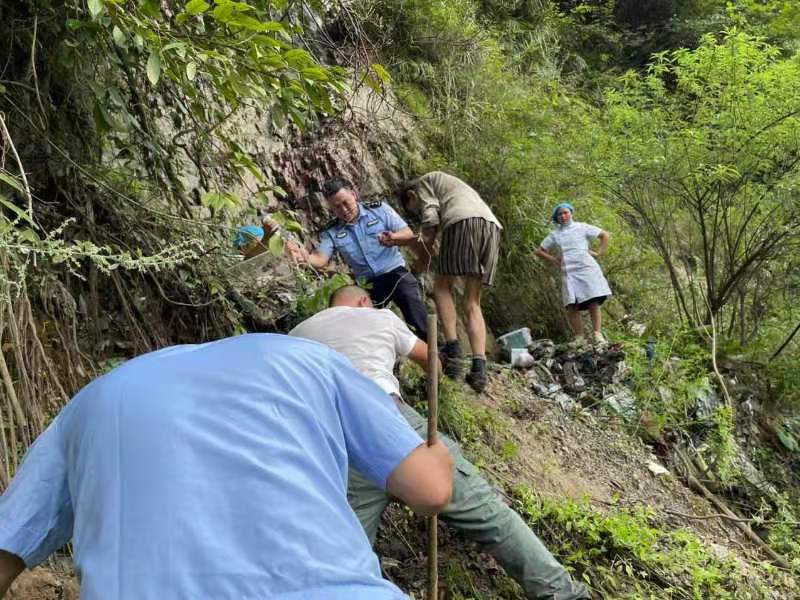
[289,286,590,600]
[289,286,428,398]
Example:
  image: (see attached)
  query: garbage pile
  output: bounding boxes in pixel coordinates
[498,328,634,419]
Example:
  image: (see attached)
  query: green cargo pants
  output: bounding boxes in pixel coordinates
[347,403,590,600]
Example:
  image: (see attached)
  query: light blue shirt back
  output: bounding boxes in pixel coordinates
[0,334,423,599]
[318,201,408,280]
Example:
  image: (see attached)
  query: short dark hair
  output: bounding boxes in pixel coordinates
[328,284,370,307]
[322,177,355,199]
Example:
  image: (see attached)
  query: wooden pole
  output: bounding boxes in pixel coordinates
[426,313,439,600]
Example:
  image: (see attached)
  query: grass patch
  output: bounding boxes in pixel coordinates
[512,486,782,599]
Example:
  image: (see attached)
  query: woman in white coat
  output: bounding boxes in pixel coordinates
[535,202,611,344]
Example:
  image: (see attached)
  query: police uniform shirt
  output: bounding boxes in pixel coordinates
[318,201,408,280]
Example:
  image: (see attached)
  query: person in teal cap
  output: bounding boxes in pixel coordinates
[535,203,611,344]
[234,225,267,259]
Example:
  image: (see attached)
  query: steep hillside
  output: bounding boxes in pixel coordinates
[8,341,799,598]
[2,1,800,598]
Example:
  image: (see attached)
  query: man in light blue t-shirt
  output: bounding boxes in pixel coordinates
[0,334,453,599]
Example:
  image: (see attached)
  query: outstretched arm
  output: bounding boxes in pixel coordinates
[407,340,442,373]
[379,227,417,247]
[0,550,24,598]
[289,244,331,268]
[297,231,336,268]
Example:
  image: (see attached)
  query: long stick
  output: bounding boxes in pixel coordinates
[426,313,438,600]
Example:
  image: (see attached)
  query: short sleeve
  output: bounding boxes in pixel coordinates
[541,232,556,250]
[328,350,423,488]
[0,418,74,567]
[582,223,602,239]
[380,202,408,232]
[389,312,419,357]
[317,230,335,258]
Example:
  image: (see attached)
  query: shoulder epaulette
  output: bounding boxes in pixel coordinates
[362,199,383,209]
[324,217,340,230]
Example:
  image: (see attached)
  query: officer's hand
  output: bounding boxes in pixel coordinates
[378,231,395,247]
[287,242,308,263]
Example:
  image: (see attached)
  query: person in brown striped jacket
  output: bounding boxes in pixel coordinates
[381,171,502,392]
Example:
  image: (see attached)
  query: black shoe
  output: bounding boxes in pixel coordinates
[440,340,462,379]
[465,370,486,392]
[465,357,487,392]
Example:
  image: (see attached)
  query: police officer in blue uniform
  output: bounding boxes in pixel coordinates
[291,177,428,340]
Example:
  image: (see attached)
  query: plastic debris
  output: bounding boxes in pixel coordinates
[647,457,669,476]
[604,387,637,421]
[562,361,585,392]
[552,392,576,410]
[497,327,532,352]
[528,338,556,359]
[511,349,535,369]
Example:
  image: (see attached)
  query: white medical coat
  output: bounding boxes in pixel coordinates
[542,221,612,306]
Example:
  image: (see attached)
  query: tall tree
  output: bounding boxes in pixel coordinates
[597,31,800,336]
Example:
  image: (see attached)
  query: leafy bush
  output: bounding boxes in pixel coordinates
[597,30,800,341]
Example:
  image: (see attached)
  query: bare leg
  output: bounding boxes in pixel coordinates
[0,550,24,597]
[566,306,584,338]
[434,275,458,342]
[463,276,486,356]
[588,303,602,334]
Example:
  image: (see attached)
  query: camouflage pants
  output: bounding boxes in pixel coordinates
[347,403,590,600]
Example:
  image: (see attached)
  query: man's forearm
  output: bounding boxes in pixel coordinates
[386,227,417,247]
[0,550,24,597]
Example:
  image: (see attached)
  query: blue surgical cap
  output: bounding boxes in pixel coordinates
[234,225,264,249]
[552,203,575,224]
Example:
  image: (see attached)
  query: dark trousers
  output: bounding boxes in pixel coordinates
[368,267,428,340]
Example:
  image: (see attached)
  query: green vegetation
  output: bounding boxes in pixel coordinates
[3,0,800,595]
[513,486,780,599]
[598,30,800,333]
[0,0,347,482]
[359,0,800,590]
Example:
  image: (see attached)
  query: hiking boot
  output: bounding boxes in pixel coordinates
[465,357,487,393]
[440,340,462,379]
[592,331,607,345]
